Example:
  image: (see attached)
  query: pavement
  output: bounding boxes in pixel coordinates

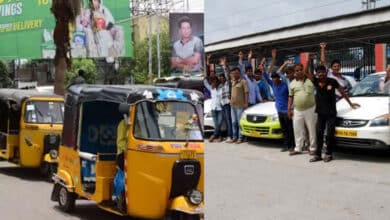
[205,138,390,220]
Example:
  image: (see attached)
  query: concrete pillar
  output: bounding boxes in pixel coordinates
[375,43,386,72]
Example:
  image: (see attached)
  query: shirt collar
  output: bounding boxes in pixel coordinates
[180,36,194,45]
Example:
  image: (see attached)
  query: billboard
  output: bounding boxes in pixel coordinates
[169,13,204,76]
[0,0,133,59]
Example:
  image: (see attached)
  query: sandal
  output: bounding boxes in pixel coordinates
[309,156,322,162]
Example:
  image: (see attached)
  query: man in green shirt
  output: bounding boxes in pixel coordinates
[116,118,129,170]
[288,63,317,155]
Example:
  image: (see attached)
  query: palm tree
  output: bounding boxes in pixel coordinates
[51,0,81,95]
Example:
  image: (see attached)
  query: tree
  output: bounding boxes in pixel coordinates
[131,30,171,84]
[0,61,12,88]
[51,0,81,96]
[66,59,97,85]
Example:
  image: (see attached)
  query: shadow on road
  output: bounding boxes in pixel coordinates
[246,137,390,163]
[52,203,164,220]
[0,164,45,181]
[334,147,390,163]
[247,137,283,149]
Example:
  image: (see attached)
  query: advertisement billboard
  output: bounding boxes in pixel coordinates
[0,0,133,59]
[169,13,204,76]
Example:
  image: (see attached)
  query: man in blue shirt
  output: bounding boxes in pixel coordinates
[263,71,295,152]
[254,69,272,101]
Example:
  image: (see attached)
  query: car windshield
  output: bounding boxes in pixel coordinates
[134,101,203,141]
[24,101,64,124]
[349,74,388,97]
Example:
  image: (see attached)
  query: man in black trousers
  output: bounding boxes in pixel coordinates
[305,55,359,162]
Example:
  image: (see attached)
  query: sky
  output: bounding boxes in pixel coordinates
[169,0,204,13]
[205,0,390,45]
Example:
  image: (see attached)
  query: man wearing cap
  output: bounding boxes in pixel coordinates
[263,71,294,152]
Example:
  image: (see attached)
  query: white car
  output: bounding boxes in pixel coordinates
[204,99,214,133]
[335,72,390,149]
[203,99,226,134]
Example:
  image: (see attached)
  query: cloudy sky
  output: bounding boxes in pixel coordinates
[205,0,390,44]
[169,0,204,12]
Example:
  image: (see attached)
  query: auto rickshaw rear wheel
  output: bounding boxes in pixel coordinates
[171,211,201,220]
[58,186,76,212]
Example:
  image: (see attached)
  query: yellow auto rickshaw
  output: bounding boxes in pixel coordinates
[51,84,204,219]
[0,89,64,178]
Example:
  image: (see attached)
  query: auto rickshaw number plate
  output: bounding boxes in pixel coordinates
[180,149,197,160]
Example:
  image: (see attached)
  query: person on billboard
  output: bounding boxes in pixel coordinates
[171,16,204,74]
[77,0,125,58]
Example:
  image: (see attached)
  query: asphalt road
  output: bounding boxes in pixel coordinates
[0,162,136,220]
[205,138,390,220]
[1,139,390,220]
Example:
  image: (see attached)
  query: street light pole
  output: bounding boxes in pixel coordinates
[148,14,153,84]
[156,14,161,78]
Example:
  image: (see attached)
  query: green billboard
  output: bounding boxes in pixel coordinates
[0,0,133,59]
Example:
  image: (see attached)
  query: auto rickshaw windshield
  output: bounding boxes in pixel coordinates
[24,101,64,124]
[133,101,203,141]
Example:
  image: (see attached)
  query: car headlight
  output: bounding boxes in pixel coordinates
[49,149,58,159]
[370,115,390,127]
[240,112,247,120]
[270,113,279,122]
[187,189,203,205]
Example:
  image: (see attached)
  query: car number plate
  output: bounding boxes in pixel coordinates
[180,149,197,160]
[335,129,357,137]
[250,131,260,136]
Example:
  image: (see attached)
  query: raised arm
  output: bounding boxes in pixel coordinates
[277,59,292,74]
[263,71,273,86]
[268,49,277,73]
[219,56,230,80]
[304,53,315,82]
[238,51,246,77]
[203,78,212,91]
[320,42,326,66]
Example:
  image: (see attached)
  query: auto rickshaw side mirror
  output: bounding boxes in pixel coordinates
[118,103,131,116]
[118,103,131,125]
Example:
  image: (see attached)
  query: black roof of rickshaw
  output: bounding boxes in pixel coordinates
[0,89,62,104]
[67,84,204,105]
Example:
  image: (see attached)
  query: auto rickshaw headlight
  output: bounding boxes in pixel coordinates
[188,189,203,205]
[49,149,58,159]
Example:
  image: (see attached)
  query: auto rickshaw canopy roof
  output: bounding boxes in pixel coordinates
[0,89,62,104]
[67,84,204,105]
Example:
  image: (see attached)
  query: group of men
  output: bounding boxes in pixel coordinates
[204,42,360,162]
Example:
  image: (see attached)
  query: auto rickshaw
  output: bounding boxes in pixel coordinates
[0,89,64,178]
[51,84,204,219]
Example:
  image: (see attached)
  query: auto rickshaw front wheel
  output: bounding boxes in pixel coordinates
[58,186,76,212]
[171,211,201,220]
